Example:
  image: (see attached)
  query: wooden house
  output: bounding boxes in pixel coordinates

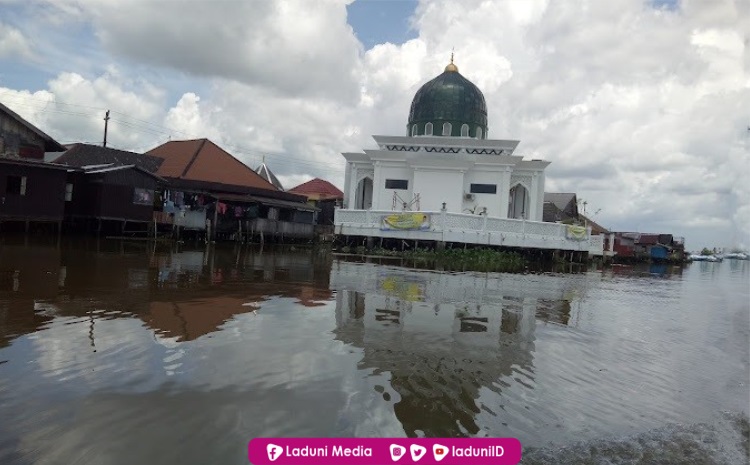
[64,164,166,235]
[146,139,317,241]
[52,144,167,235]
[0,158,71,233]
[1,101,66,160]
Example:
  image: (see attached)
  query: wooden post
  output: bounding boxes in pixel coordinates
[213,202,219,241]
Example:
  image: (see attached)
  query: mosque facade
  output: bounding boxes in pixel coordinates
[335,59,604,256]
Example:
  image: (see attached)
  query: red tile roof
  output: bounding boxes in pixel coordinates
[289,178,344,201]
[146,139,278,191]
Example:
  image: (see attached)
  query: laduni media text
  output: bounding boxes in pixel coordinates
[248,438,522,465]
[283,445,372,457]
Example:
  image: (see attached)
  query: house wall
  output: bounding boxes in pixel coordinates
[99,170,159,222]
[0,112,46,160]
[67,168,160,222]
[0,163,67,221]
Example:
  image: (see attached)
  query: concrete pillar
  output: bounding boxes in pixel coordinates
[499,168,512,219]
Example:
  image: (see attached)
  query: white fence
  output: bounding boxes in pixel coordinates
[334,209,604,255]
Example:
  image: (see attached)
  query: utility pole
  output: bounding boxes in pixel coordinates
[103,110,110,147]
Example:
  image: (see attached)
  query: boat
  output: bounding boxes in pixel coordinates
[688,254,722,262]
[724,252,750,260]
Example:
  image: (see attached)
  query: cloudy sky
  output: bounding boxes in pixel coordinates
[0,0,747,250]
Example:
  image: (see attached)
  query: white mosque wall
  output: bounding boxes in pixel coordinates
[461,168,510,217]
[374,163,413,210]
[413,169,464,213]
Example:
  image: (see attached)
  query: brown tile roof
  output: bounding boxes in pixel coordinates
[289,178,344,200]
[146,139,278,191]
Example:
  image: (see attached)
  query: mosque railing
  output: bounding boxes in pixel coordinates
[334,209,598,249]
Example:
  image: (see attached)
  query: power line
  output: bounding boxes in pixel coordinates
[0,92,348,172]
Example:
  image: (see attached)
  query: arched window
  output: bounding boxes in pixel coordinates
[442,122,452,136]
[425,122,433,136]
[476,126,483,139]
[411,124,418,136]
[461,124,469,137]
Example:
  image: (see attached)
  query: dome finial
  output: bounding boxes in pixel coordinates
[445,49,458,72]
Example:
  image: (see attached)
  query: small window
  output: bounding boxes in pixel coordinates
[425,122,433,135]
[442,122,452,136]
[461,124,469,137]
[476,126,483,139]
[65,183,73,202]
[133,188,154,205]
[411,124,418,136]
[6,176,26,195]
[385,179,408,190]
[470,183,497,194]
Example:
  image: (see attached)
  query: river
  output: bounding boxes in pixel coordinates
[1,239,748,464]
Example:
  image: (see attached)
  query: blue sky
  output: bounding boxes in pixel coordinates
[347,0,419,49]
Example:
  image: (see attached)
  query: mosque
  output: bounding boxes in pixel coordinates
[335,58,604,257]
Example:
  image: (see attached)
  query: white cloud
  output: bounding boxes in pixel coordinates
[0,21,34,60]
[0,0,747,249]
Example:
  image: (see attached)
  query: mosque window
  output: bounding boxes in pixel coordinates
[442,122,452,136]
[425,122,433,136]
[476,127,483,139]
[470,183,497,194]
[411,125,418,136]
[385,179,408,190]
[461,124,469,137]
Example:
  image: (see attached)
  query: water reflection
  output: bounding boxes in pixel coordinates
[0,240,333,347]
[329,261,581,437]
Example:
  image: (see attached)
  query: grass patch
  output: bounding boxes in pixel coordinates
[340,246,527,273]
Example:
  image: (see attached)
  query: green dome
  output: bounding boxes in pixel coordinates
[407,61,488,139]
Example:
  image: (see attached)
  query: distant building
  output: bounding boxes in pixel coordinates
[543,193,579,223]
[255,160,284,191]
[288,178,344,226]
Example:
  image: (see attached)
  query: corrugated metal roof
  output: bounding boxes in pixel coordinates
[543,193,577,212]
[52,144,164,172]
[255,162,284,190]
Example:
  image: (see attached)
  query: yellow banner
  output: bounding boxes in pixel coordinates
[380,213,431,231]
[380,276,424,302]
[566,225,588,240]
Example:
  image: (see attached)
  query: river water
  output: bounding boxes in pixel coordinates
[1,239,748,464]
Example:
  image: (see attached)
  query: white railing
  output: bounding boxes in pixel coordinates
[335,208,603,254]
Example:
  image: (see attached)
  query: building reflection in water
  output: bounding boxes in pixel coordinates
[329,261,580,437]
[0,240,333,348]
